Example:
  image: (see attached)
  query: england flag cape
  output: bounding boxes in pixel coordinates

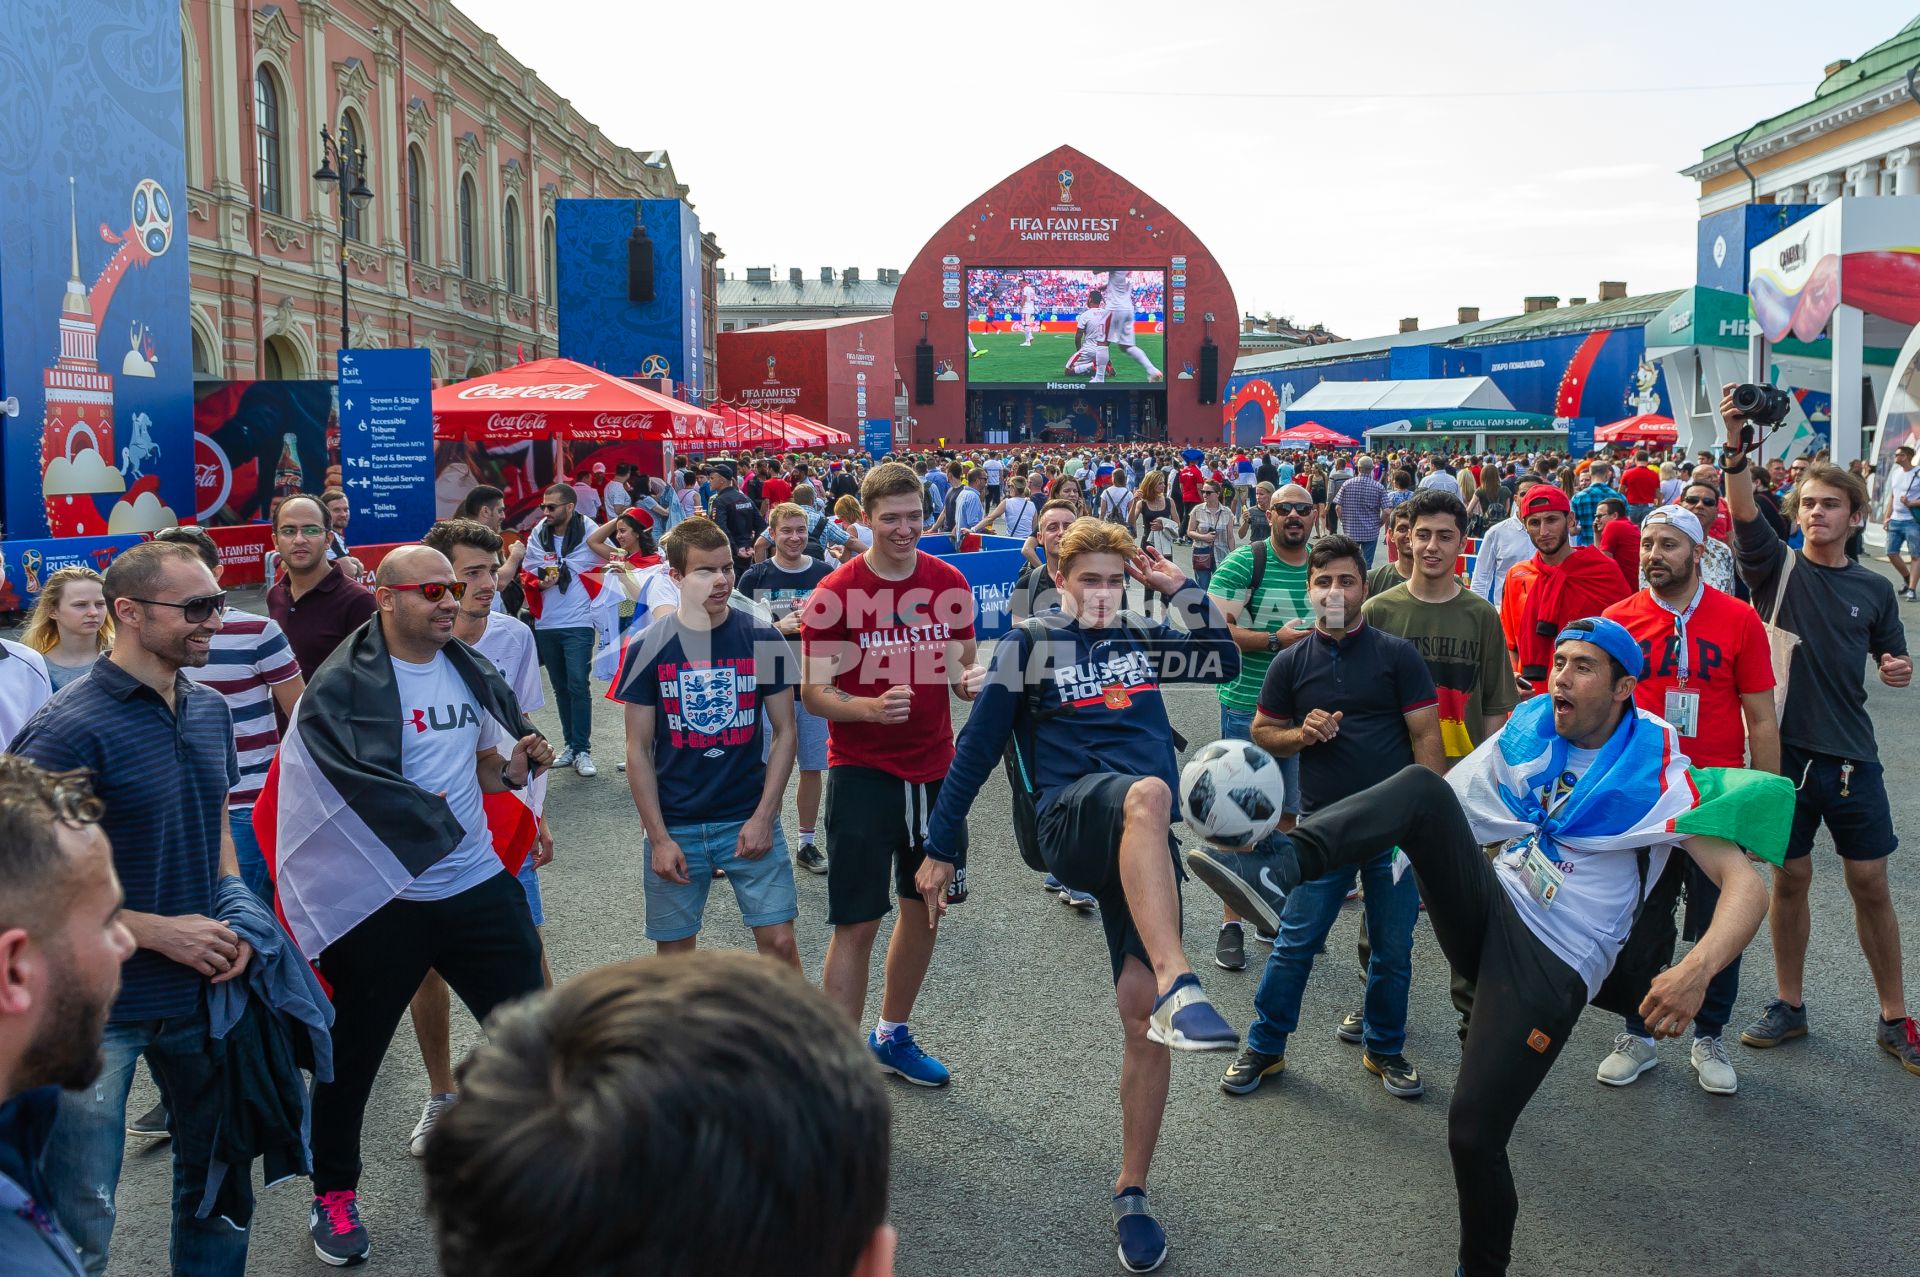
[252,618,540,960]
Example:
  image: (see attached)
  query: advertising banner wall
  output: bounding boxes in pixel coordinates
[192,380,338,524]
[556,199,704,398]
[717,327,827,419]
[0,1,194,541]
[337,348,434,544]
[0,535,144,610]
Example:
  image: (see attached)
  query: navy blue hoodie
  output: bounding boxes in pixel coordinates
[924,586,1240,862]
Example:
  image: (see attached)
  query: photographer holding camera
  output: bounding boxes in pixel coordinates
[1717,383,1920,1077]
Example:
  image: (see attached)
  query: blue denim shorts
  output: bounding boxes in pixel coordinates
[516,857,545,926]
[1887,521,1920,557]
[762,697,829,772]
[643,820,797,941]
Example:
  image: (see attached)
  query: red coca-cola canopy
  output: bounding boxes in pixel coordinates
[1595,413,1676,444]
[432,358,717,443]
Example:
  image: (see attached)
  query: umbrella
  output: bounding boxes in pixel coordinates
[432,357,717,443]
[1181,447,1205,462]
[1596,413,1677,444]
[1273,420,1359,447]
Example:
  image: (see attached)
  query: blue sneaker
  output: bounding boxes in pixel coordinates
[1060,887,1098,910]
[1146,973,1238,1052]
[1043,873,1067,894]
[869,1026,951,1087]
[1184,835,1302,936]
[1112,1187,1167,1273]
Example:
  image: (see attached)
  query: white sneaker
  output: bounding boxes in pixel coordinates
[1690,1035,1738,1095]
[553,748,576,769]
[1596,1033,1658,1086]
[574,751,597,778]
[616,759,627,772]
[409,1093,455,1157]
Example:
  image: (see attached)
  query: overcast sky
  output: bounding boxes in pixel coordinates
[458,0,1913,339]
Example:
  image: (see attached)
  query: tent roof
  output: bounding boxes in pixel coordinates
[1284,376,1514,414]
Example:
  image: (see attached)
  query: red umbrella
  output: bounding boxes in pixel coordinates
[1596,413,1676,444]
[432,358,717,443]
[1271,420,1359,447]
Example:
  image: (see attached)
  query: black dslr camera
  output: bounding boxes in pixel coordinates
[1729,382,1793,449]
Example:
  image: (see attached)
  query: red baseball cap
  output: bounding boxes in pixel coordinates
[1519,486,1571,516]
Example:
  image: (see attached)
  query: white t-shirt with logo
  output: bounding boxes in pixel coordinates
[472,612,543,713]
[392,651,510,901]
[1493,745,1675,998]
[1888,465,1918,525]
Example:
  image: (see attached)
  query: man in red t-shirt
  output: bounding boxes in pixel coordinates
[802,461,982,1086]
[1597,502,1778,1094]
[1594,498,1642,590]
[1620,451,1662,522]
[759,469,793,515]
[1176,461,1204,536]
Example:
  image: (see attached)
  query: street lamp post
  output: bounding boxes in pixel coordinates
[313,121,373,366]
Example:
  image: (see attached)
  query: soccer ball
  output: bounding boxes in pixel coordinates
[131,178,173,258]
[1179,740,1285,848]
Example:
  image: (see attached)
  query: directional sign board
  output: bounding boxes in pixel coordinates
[337,348,435,544]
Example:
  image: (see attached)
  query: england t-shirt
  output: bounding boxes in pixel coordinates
[391,651,510,901]
[1493,745,1674,998]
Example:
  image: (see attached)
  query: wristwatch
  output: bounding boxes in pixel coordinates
[1267,630,1281,652]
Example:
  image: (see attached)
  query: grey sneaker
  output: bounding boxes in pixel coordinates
[1596,1033,1659,1087]
[794,843,829,875]
[1739,998,1809,1049]
[409,1093,455,1157]
[1214,923,1247,972]
[573,751,598,778]
[1877,1016,1920,1077]
[553,747,576,769]
[1184,837,1301,936]
[1690,1036,1738,1095]
[126,1100,170,1140]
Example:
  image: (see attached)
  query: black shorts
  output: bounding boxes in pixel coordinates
[1037,772,1182,983]
[824,765,967,925]
[1782,744,1897,862]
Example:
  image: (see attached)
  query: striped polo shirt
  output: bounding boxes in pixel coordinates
[182,608,301,808]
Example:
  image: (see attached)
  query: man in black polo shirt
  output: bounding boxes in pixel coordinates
[267,493,376,678]
[11,541,252,1276]
[708,463,765,568]
[1219,534,1444,1101]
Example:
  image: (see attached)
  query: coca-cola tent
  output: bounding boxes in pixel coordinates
[432,358,717,443]
[1260,420,1359,447]
[1595,413,1676,444]
[781,415,851,447]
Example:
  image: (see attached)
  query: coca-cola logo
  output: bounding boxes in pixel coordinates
[455,382,594,400]
[192,432,232,521]
[591,413,653,431]
[484,412,548,432]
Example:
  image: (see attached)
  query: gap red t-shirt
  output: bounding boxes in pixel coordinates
[801,551,976,782]
[1602,585,1774,768]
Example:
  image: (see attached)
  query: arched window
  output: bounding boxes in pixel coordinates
[339,113,365,243]
[262,336,286,379]
[502,196,520,295]
[542,217,556,303]
[406,146,426,264]
[254,67,283,215]
[459,175,477,280]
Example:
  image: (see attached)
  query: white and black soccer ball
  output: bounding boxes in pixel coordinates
[1179,740,1285,848]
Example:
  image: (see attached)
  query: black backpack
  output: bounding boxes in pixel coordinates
[1589,849,1687,1017]
[1001,616,1188,872]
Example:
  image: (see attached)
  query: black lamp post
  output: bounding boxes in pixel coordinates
[313,121,374,364]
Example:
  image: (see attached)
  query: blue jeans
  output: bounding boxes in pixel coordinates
[533,625,594,754]
[228,806,271,904]
[1218,705,1300,815]
[43,1002,249,1277]
[1248,850,1420,1057]
[642,820,797,941]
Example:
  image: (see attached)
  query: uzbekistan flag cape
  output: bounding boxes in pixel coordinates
[252,618,540,960]
[1445,696,1794,866]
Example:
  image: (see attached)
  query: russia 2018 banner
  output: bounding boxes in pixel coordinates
[0,2,195,542]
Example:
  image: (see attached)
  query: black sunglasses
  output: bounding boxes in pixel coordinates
[385,581,468,602]
[129,593,227,624]
[1680,494,1717,506]
[1272,501,1314,515]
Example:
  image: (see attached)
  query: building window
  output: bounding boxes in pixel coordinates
[459,175,477,280]
[254,67,283,215]
[407,147,426,264]
[542,217,556,302]
[262,336,286,379]
[723,322,734,332]
[503,196,520,295]
[339,114,365,243]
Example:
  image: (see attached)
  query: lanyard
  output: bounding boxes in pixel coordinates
[1652,579,1705,684]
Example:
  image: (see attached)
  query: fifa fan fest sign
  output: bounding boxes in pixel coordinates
[891,146,1239,447]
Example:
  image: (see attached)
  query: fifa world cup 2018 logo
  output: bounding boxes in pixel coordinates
[1057,169,1074,203]
[20,550,43,595]
[765,355,778,382]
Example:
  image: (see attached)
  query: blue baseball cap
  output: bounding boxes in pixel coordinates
[1554,616,1645,679]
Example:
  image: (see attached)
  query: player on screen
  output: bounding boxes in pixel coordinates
[1104,269,1164,382]
[970,307,988,359]
[1020,280,1040,348]
[1064,288,1113,384]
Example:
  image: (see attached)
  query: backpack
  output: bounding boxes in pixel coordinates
[1589,848,1688,1017]
[1001,617,1188,872]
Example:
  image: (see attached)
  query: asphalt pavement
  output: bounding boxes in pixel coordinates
[101,559,1920,1277]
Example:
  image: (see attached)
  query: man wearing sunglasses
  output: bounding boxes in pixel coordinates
[267,494,377,680]
[11,542,254,1276]
[1677,483,1738,595]
[521,483,605,777]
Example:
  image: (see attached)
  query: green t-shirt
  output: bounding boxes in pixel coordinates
[1207,542,1310,712]
[1366,561,1411,599]
[1361,583,1517,759]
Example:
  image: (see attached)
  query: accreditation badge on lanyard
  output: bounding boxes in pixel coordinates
[1659,581,1705,738]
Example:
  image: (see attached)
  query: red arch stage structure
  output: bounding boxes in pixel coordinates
[891,146,1238,449]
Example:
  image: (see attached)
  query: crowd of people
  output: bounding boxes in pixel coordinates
[1,384,1916,1277]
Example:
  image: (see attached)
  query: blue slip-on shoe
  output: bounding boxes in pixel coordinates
[869,1026,951,1087]
[1043,873,1067,895]
[1113,1187,1167,1273]
[1060,887,1098,910]
[1184,835,1302,935]
[1146,973,1238,1052]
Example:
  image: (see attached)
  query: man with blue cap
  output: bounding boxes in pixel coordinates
[1185,614,1784,1277]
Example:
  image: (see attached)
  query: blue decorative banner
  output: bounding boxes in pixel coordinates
[337,348,434,543]
[0,535,144,609]
[920,533,1025,640]
[1564,417,1596,459]
[863,419,894,458]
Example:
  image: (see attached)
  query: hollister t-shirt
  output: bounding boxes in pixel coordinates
[801,551,975,783]
[392,652,509,901]
[612,610,794,825]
